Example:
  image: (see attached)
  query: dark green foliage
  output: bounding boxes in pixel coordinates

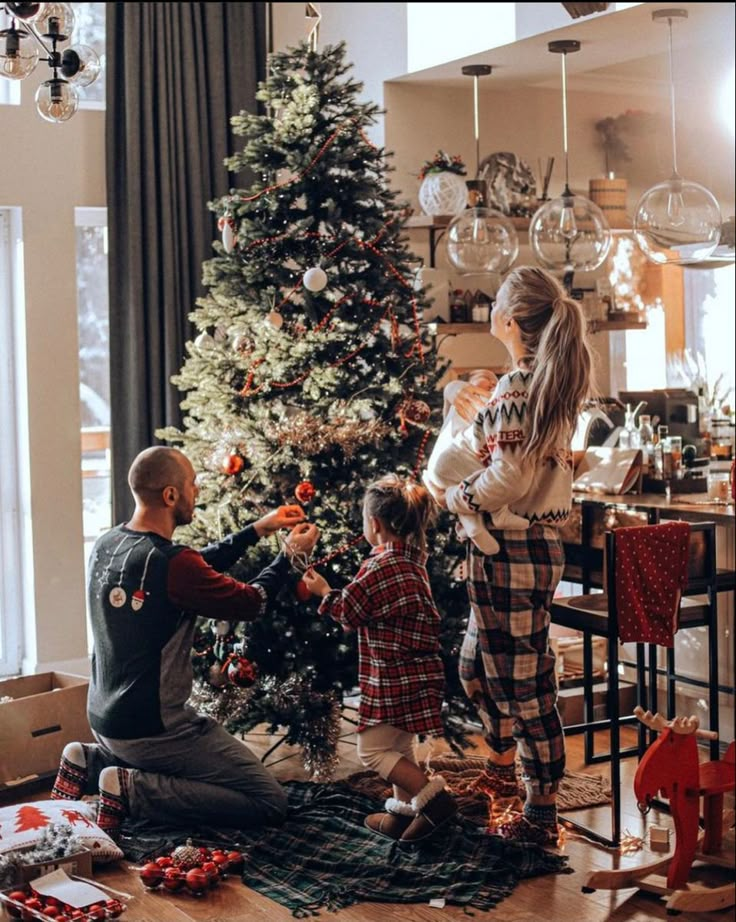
[160,41,477,767]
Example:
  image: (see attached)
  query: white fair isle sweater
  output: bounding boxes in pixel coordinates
[445,369,574,528]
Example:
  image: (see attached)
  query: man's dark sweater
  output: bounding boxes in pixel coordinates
[87,524,287,739]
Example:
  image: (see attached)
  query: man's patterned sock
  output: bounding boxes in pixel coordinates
[50,742,88,800]
[96,766,132,836]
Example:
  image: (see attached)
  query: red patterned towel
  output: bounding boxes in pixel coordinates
[615,521,691,647]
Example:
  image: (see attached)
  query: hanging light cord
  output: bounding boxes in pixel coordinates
[666,16,679,178]
[472,73,481,177]
[560,51,570,192]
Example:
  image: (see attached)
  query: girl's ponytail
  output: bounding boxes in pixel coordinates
[365,474,436,549]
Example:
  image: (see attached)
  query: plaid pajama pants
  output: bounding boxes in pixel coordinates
[459,525,565,796]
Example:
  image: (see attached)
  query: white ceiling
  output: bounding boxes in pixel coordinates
[390,2,735,97]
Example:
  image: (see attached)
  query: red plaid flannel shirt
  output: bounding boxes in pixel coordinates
[319,542,444,735]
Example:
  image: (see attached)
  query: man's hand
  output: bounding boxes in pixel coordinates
[285,522,320,559]
[302,567,331,598]
[254,505,306,537]
[454,383,493,423]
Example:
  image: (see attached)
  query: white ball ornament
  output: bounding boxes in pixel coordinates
[303,266,327,292]
[222,221,236,254]
[194,331,215,350]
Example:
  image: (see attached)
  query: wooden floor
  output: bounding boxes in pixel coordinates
[5,725,735,922]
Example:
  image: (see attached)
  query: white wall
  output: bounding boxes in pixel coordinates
[0,82,104,676]
[406,3,515,73]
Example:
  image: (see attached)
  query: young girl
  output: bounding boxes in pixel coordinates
[303,474,457,843]
[432,266,593,846]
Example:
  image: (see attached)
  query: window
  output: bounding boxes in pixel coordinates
[683,267,736,401]
[74,2,106,109]
[75,208,111,572]
[0,209,28,677]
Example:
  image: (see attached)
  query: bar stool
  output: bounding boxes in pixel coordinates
[550,521,719,848]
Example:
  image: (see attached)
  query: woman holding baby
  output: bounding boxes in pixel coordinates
[425,266,594,845]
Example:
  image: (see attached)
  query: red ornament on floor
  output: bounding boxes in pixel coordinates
[140,861,164,888]
[163,867,184,892]
[185,867,209,895]
[294,480,316,504]
[226,850,244,872]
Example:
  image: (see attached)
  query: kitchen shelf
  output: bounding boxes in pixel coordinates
[588,315,648,333]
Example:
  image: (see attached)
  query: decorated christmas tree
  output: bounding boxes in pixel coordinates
[160,41,476,778]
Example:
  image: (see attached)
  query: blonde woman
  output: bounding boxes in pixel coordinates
[427,266,593,845]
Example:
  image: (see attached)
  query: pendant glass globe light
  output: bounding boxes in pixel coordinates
[633,9,721,266]
[445,65,519,275]
[530,41,611,276]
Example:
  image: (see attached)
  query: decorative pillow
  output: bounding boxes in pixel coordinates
[0,800,123,864]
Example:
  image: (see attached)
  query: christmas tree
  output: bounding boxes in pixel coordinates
[160,41,476,778]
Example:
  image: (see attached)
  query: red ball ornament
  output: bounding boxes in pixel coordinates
[227,656,257,688]
[201,860,220,887]
[163,867,184,892]
[87,905,106,921]
[294,579,312,602]
[294,480,316,504]
[399,398,431,425]
[226,850,244,873]
[140,862,164,888]
[155,855,174,868]
[211,851,230,871]
[105,901,124,918]
[6,892,28,919]
[42,908,61,919]
[222,453,245,476]
[185,867,209,895]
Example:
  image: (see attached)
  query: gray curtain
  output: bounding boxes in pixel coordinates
[107,2,267,521]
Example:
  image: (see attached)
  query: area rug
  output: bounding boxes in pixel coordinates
[344,755,612,831]
[119,779,570,916]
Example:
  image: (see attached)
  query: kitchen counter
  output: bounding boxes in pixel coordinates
[573,490,734,526]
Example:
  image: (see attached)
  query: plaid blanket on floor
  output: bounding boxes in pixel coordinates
[119,780,569,916]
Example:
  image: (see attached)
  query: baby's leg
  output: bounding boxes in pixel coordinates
[460,513,500,555]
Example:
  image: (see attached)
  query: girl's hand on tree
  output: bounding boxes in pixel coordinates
[303,567,331,598]
[254,504,306,536]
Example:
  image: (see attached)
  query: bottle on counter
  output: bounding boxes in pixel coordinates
[618,404,640,450]
[450,289,467,323]
[638,414,655,474]
[653,424,670,480]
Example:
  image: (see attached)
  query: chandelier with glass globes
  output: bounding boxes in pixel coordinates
[0,2,100,122]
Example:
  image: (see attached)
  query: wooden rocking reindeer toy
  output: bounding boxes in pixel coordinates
[583,706,735,915]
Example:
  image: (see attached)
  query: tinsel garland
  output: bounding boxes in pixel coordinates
[262,675,342,781]
[0,824,83,889]
[266,412,391,459]
[187,678,256,725]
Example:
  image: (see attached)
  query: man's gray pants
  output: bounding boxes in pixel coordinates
[87,714,287,827]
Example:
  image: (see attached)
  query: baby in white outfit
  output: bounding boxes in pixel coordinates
[423,371,529,555]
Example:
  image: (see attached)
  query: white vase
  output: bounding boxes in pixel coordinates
[418,172,468,216]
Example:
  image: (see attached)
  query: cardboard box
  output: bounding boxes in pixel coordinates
[15,847,94,885]
[557,680,636,728]
[0,673,93,789]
